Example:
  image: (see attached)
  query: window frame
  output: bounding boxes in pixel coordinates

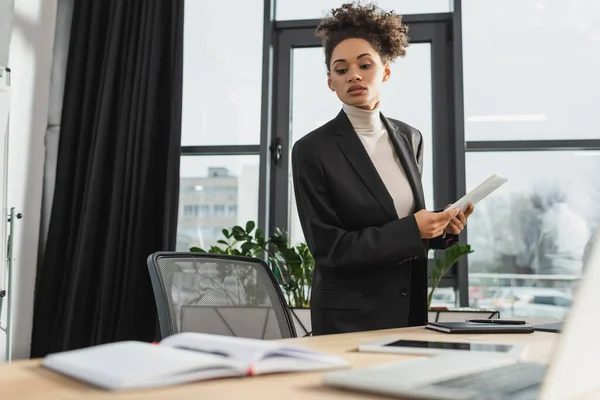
[177,0,600,306]
[459,0,600,307]
[179,0,470,306]
[264,12,468,302]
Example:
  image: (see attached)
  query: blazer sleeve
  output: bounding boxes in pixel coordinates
[429,233,458,249]
[292,142,426,269]
[413,129,458,250]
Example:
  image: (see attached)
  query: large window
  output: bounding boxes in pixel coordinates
[462,0,600,319]
[177,156,259,251]
[467,151,600,277]
[178,0,600,317]
[182,0,264,146]
[179,0,264,252]
[287,44,434,246]
[181,1,462,301]
[462,0,600,141]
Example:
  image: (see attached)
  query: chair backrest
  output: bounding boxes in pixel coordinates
[147,252,296,340]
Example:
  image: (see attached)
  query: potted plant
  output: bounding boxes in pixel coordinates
[428,244,499,322]
[190,221,314,336]
[428,244,473,310]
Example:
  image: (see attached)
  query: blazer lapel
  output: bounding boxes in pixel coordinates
[381,114,426,211]
[333,110,398,220]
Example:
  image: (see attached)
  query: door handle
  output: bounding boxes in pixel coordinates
[270,137,283,166]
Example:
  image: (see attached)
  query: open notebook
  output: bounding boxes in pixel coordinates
[41,332,349,391]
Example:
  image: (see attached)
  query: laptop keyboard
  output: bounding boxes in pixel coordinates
[432,362,547,398]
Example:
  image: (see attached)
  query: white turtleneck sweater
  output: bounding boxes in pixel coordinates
[343,103,415,218]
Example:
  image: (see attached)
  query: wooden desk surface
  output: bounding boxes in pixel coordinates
[0,326,593,399]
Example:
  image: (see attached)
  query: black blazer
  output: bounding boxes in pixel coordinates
[291,110,456,335]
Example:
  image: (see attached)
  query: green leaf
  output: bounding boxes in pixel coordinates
[270,233,287,248]
[208,245,225,254]
[189,246,205,253]
[240,242,257,255]
[435,259,444,270]
[232,226,246,240]
[428,243,474,310]
[206,225,315,308]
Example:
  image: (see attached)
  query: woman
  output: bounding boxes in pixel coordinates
[291,2,474,335]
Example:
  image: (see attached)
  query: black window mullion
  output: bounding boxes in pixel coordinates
[258,0,276,238]
[452,0,469,307]
[181,145,260,156]
[466,140,600,152]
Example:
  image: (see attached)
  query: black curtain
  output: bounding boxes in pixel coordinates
[31,0,183,357]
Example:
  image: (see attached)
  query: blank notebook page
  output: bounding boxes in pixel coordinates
[42,341,236,390]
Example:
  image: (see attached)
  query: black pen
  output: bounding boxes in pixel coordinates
[467,319,527,325]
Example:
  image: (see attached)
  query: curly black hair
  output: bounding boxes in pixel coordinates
[316,2,409,71]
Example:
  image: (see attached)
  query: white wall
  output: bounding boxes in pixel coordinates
[0,1,14,360]
[0,0,14,65]
[1,0,57,360]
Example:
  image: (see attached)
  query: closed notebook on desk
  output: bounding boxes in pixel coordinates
[426,322,534,334]
[41,332,349,391]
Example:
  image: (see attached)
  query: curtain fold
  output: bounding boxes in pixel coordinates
[31,0,183,357]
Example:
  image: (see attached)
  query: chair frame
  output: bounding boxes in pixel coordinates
[147,251,297,339]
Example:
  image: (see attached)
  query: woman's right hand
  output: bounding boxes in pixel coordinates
[414,208,460,239]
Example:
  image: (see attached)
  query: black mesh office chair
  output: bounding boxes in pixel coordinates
[147,252,296,340]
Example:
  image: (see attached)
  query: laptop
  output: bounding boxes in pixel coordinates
[322,228,600,400]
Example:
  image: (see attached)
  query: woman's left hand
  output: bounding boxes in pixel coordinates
[444,203,474,235]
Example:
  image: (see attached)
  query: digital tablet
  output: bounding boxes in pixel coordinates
[449,173,508,212]
[358,338,525,358]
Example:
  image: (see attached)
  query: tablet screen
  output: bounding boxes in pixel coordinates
[383,339,513,353]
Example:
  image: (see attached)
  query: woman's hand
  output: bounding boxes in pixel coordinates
[414,208,460,239]
[444,203,475,235]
